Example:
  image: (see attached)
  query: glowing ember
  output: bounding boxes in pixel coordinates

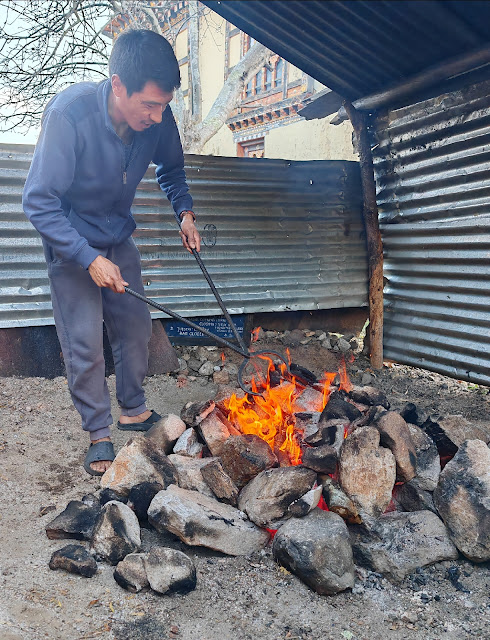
[222,358,350,466]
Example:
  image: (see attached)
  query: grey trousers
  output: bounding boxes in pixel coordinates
[46,237,152,441]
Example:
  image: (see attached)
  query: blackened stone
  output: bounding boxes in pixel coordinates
[219,434,278,488]
[296,412,322,445]
[237,466,317,527]
[99,489,127,505]
[349,510,458,582]
[319,391,361,422]
[288,486,322,517]
[302,444,338,474]
[45,500,101,541]
[268,368,282,387]
[144,547,197,595]
[351,405,379,428]
[406,423,441,491]
[420,415,459,457]
[289,363,318,385]
[173,427,203,458]
[399,402,425,426]
[180,400,215,427]
[200,458,239,506]
[375,412,417,482]
[322,476,361,525]
[49,544,97,578]
[433,439,490,562]
[91,501,141,565]
[100,436,178,497]
[348,386,390,409]
[148,486,269,556]
[422,415,490,456]
[272,510,355,595]
[113,553,149,593]
[394,479,437,514]
[127,482,163,526]
[81,493,99,508]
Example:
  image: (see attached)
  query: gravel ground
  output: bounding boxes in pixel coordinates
[0,340,489,640]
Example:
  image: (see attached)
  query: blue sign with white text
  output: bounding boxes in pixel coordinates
[164,314,245,345]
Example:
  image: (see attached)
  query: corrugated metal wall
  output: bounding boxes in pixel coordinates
[372,78,490,386]
[0,146,366,328]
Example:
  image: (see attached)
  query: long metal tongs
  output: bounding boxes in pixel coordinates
[124,245,291,396]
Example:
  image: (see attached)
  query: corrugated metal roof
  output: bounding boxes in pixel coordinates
[373,78,490,386]
[0,145,367,328]
[203,0,490,101]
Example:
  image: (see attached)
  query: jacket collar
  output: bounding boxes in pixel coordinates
[97,79,117,134]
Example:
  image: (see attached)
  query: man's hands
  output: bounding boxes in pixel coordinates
[180,214,201,253]
[88,255,128,293]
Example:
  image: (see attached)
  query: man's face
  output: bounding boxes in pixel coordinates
[111,75,174,131]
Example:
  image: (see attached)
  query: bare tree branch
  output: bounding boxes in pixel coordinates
[184,41,271,153]
[0,0,273,152]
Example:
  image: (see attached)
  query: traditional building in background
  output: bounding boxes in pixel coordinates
[107,1,355,161]
[226,31,314,158]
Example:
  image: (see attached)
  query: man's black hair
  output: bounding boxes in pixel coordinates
[109,29,181,95]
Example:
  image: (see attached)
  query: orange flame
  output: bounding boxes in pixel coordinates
[321,372,337,409]
[221,351,226,363]
[338,356,352,392]
[251,327,261,343]
[222,358,352,466]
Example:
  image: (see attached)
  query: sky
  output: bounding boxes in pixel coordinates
[0,1,110,146]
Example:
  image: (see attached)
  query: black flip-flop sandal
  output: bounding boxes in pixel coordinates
[116,410,162,432]
[84,441,115,477]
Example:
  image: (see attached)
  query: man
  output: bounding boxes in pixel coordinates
[22,29,200,475]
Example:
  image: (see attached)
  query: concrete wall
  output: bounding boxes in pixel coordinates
[266,119,357,161]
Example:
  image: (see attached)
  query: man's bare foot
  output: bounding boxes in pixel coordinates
[90,436,113,474]
[118,409,152,424]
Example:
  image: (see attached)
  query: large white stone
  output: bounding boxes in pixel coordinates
[100,436,177,497]
[148,485,269,556]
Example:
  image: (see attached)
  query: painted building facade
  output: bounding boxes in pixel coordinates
[110,1,356,161]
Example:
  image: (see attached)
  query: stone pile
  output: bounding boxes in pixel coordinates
[171,329,360,386]
[46,379,490,598]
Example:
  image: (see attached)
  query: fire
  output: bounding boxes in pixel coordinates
[322,372,337,408]
[251,327,261,343]
[338,356,352,392]
[222,358,350,466]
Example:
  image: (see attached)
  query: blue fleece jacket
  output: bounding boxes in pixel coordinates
[22,79,193,269]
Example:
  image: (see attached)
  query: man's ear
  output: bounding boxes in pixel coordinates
[111,74,126,98]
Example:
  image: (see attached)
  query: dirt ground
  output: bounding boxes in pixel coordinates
[0,339,489,640]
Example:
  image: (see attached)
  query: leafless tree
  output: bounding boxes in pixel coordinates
[0,0,271,152]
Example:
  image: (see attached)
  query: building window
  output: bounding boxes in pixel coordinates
[255,69,263,94]
[238,138,265,158]
[274,58,284,87]
[265,66,273,91]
